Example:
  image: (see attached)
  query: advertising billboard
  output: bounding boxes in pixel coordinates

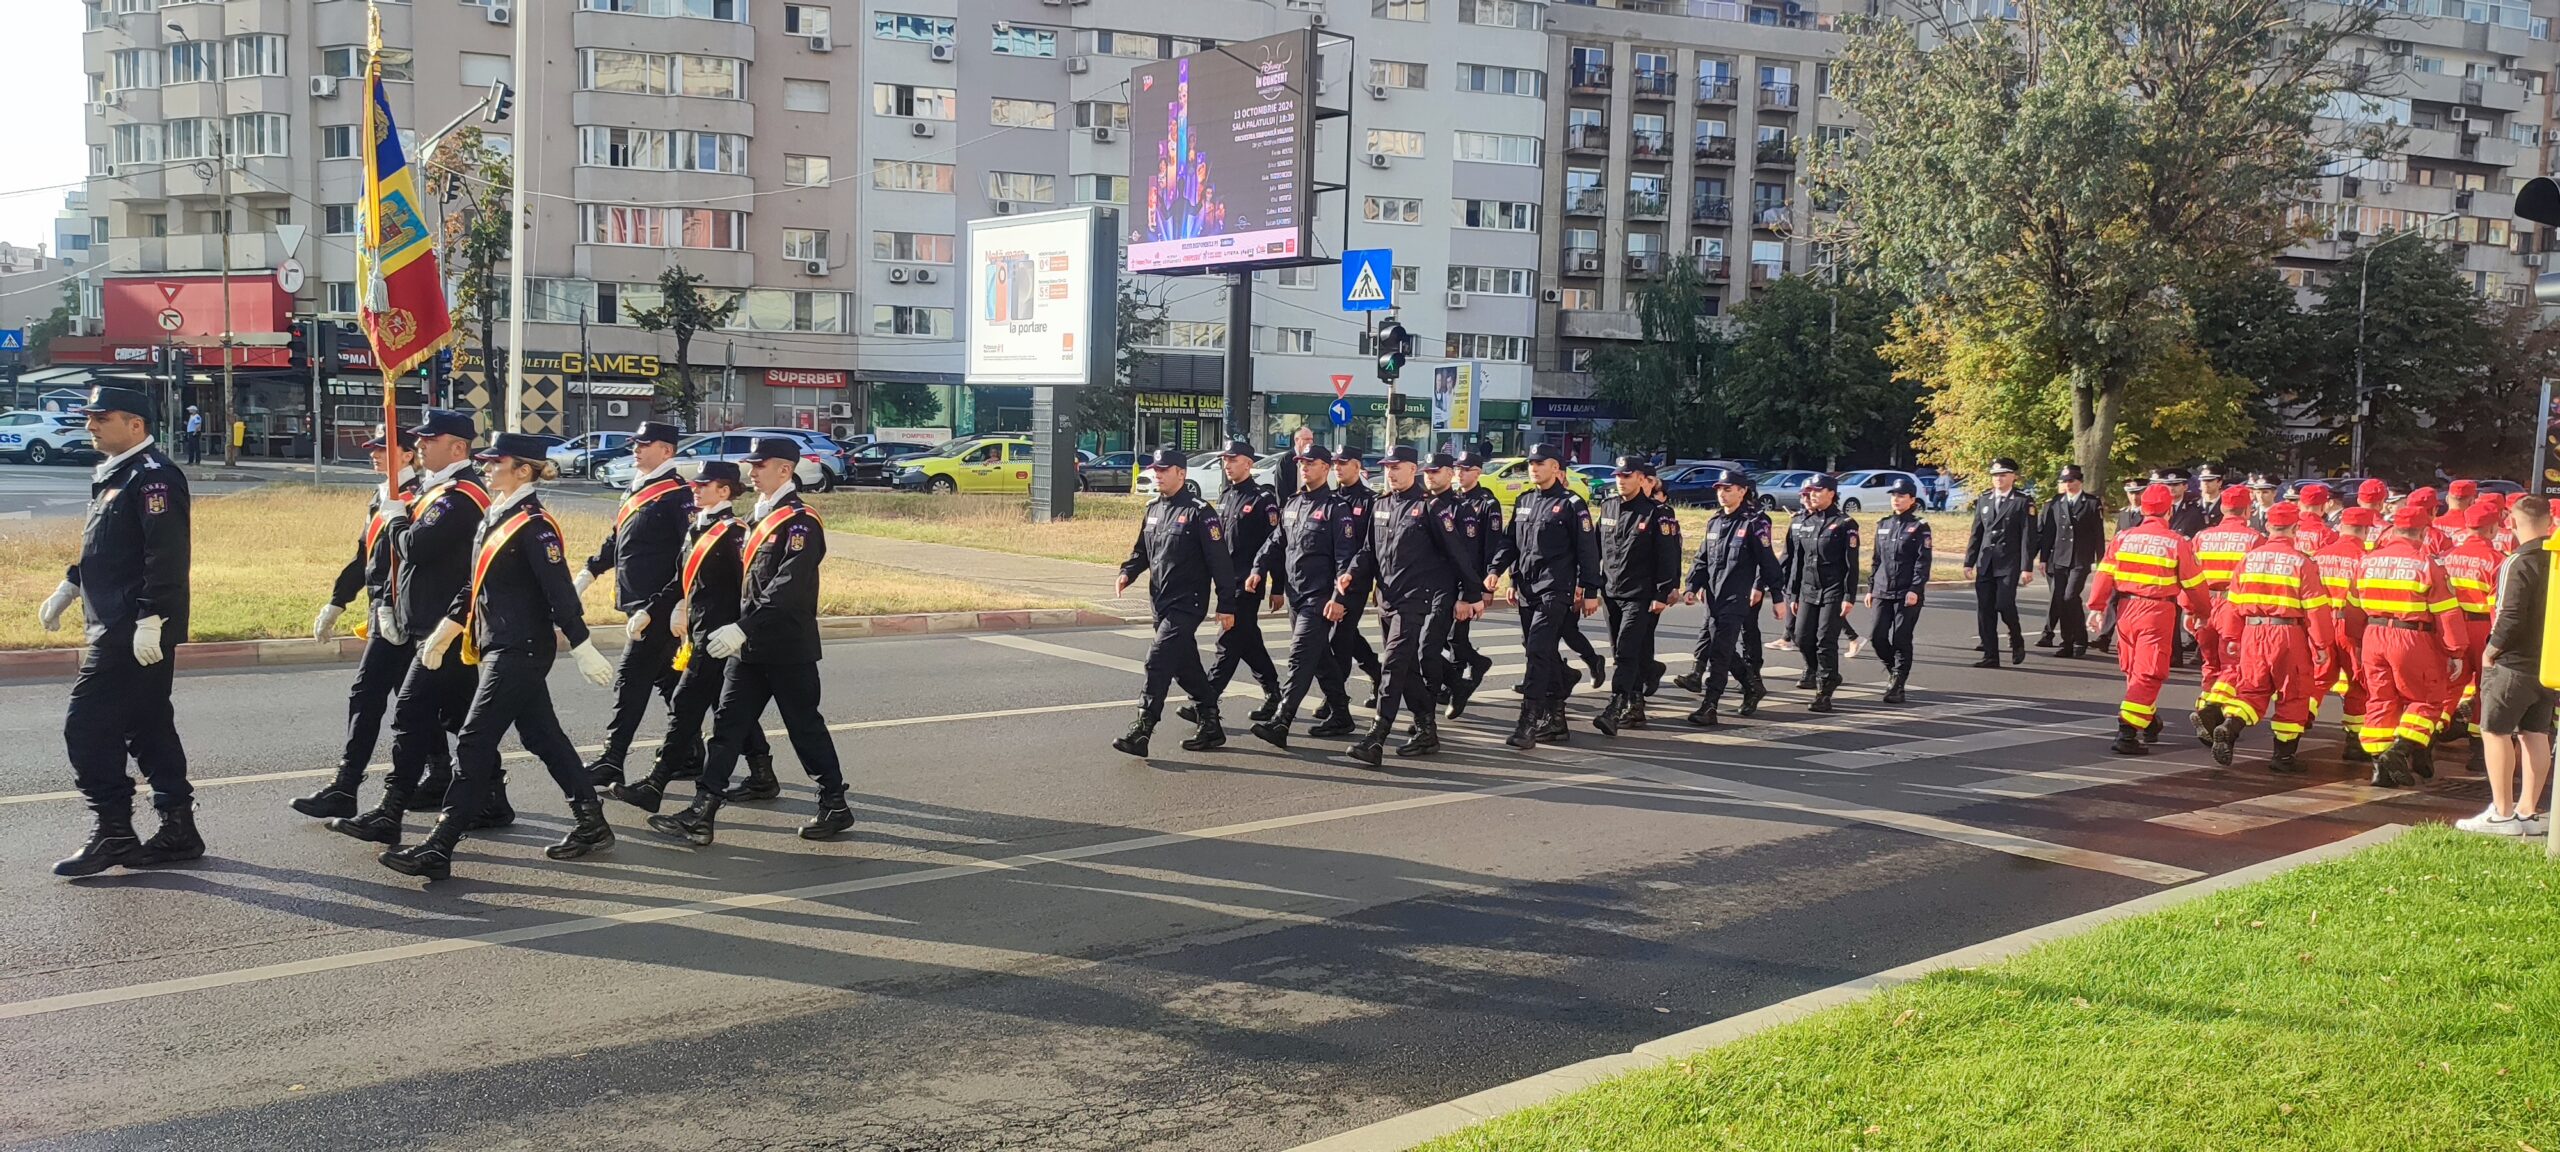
[965,208,1103,386]
[1126,30,1316,274]
[1433,362,1482,435]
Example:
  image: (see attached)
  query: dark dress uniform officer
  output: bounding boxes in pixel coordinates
[2168,468,2211,537]
[1594,456,1682,736]
[576,421,694,789]
[331,410,496,845]
[1248,445,1362,749]
[1445,451,1505,715]
[380,434,621,879]
[651,437,855,846]
[1113,449,1242,757]
[291,427,419,820]
[1323,451,1385,716]
[1196,440,1284,721]
[607,463,772,813]
[1498,445,1604,749]
[1680,469,1781,727]
[1963,458,2035,668]
[2032,464,2107,658]
[1868,477,1934,704]
[1344,446,1482,764]
[1779,473,1860,712]
[44,386,199,877]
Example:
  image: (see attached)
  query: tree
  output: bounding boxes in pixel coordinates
[422,127,513,408]
[629,265,741,424]
[2462,303,2560,483]
[2307,239,2489,480]
[870,384,944,429]
[1591,258,1732,458]
[1816,0,2382,496]
[24,277,76,363]
[1073,279,1170,441]
[2186,267,2319,473]
[1722,273,1907,469]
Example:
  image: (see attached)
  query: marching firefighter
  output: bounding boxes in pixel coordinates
[1494,445,1603,748]
[1680,468,1781,727]
[2308,506,2380,762]
[1593,455,1682,736]
[1777,473,1858,711]
[2083,483,2210,755]
[575,421,693,791]
[2189,486,2264,733]
[2092,476,2148,654]
[2293,483,2340,552]
[1248,445,1361,748]
[607,463,773,813]
[2348,506,2471,787]
[2197,503,2337,774]
[1342,446,1480,763]
[1112,449,1241,758]
[1865,477,1932,704]
[2439,501,2504,766]
[290,425,419,820]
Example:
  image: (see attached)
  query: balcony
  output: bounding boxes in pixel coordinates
[1749,262,1779,286]
[1689,255,1729,280]
[1564,187,1608,217]
[1755,138,1795,167]
[1752,202,1791,230]
[1696,76,1738,105]
[1569,62,1613,95]
[1759,83,1798,111]
[1694,135,1735,163]
[1629,131,1670,161]
[1630,69,1678,101]
[110,232,283,274]
[1625,251,1665,279]
[1691,195,1733,225]
[1626,191,1669,219]
[1565,123,1610,155]
[1562,246,1605,277]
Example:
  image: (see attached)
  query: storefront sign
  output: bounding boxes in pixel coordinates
[103,277,291,345]
[451,349,663,378]
[766,368,849,389]
[1432,362,1482,434]
[1531,397,1624,421]
[1133,390,1225,417]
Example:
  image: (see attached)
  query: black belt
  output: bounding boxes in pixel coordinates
[2243,616,2302,627]
[2368,618,2431,631]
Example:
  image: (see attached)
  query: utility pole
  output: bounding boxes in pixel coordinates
[579,306,593,439]
[502,0,532,433]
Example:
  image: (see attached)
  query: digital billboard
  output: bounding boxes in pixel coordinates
[1125,30,1315,274]
[966,208,1104,386]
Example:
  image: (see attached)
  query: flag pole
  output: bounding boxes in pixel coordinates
[364,3,402,494]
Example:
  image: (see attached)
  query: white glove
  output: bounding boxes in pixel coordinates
[625,609,650,641]
[670,600,690,638]
[419,618,464,669]
[373,604,407,647]
[314,603,345,642]
[374,481,397,507]
[38,580,77,631]
[572,639,615,688]
[703,623,746,660]
[573,570,596,595]
[132,615,165,666]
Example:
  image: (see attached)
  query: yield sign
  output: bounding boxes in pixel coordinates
[157,282,184,304]
[1330,373,1353,399]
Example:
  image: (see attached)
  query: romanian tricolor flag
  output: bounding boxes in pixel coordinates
[357,7,454,383]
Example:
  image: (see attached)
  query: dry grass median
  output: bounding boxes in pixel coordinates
[810,490,1144,566]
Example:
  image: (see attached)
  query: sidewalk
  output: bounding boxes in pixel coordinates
[848,532,1152,620]
[183,458,374,485]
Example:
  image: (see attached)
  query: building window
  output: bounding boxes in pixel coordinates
[1448,266,1532,296]
[1363,196,1424,224]
[579,205,746,250]
[574,128,747,173]
[1392,265,1421,293]
[744,289,847,333]
[1457,0,1536,28]
[1455,63,1542,96]
[324,47,413,82]
[527,279,598,323]
[784,3,830,35]
[578,0,745,17]
[987,171,1056,202]
[872,305,954,337]
[228,114,288,157]
[783,154,830,186]
[1267,266,1317,288]
[874,83,957,119]
[1269,327,1315,354]
[324,281,358,314]
[109,49,158,91]
[1445,333,1527,362]
[1077,30,1163,59]
[1155,321,1227,349]
[1373,0,1427,20]
[323,204,360,235]
[1369,60,1427,89]
[874,12,955,42]
[1557,287,1597,310]
[1453,131,1540,165]
[161,119,214,161]
[990,97,1057,128]
[584,49,668,93]
[88,145,108,176]
[459,53,511,89]
[165,41,221,84]
[321,125,358,160]
[782,228,828,261]
[678,54,742,98]
[872,231,956,263]
[872,160,954,192]
[1366,129,1426,157]
[1455,199,1537,231]
[1075,101,1130,130]
[784,79,831,112]
[1072,174,1128,203]
[991,24,1058,56]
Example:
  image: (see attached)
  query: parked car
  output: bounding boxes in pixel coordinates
[1750,469,1823,513]
[1476,456,1597,512]
[1573,463,1621,504]
[596,432,825,489]
[1081,450,1140,493]
[893,436,1038,494]
[846,440,937,487]
[735,427,849,489]
[1833,469,1930,514]
[547,430,633,478]
[0,410,95,466]
[1656,461,1752,507]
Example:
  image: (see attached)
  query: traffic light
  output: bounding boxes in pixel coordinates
[1376,319,1410,384]
[483,79,515,124]
[2517,176,2560,304]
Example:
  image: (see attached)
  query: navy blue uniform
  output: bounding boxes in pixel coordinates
[1253,488,1363,726]
[1684,504,1781,712]
[1503,483,1603,709]
[644,507,770,786]
[1327,484,1385,693]
[384,466,489,801]
[1446,484,1504,695]
[1208,478,1283,699]
[581,469,695,776]
[1599,493,1683,701]
[1780,504,1860,688]
[1869,507,1934,686]
[64,446,192,819]
[431,491,598,837]
[323,476,417,800]
[695,490,846,804]
[1119,488,1241,722]
[1352,482,1483,734]
[1965,488,2036,659]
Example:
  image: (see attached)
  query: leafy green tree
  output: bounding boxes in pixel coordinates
[1723,273,1907,469]
[422,127,513,406]
[1073,279,1169,442]
[1591,258,1731,458]
[870,384,944,428]
[2186,267,2319,473]
[630,266,742,424]
[1816,0,2381,495]
[2463,303,2560,484]
[2307,239,2488,480]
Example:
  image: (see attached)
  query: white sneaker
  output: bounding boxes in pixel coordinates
[1767,638,1795,651]
[1845,638,1865,661]
[2455,807,2524,836]
[2517,812,2551,837]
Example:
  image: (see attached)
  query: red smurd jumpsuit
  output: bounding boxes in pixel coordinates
[2218,537,2338,745]
[2437,533,2501,735]
[2085,515,2209,736]
[2191,517,2263,712]
[2350,536,2468,757]
[2307,532,2370,746]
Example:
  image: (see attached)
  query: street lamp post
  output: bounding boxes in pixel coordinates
[170,22,239,466]
[2348,213,2452,479]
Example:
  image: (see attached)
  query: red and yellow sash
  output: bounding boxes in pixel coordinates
[742,503,817,577]
[411,477,492,519]
[682,519,738,599]
[617,477,687,531]
[458,506,559,666]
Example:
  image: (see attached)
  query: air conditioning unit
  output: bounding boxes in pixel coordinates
[1540,287,1562,303]
[2448,105,2469,122]
[310,76,339,98]
[929,42,956,62]
[888,266,910,283]
[605,400,630,418]
[1445,291,1468,308]
[486,3,512,24]
[1309,12,1327,25]
[2380,179,2397,193]
[994,200,1017,214]
[101,90,121,108]
[1043,0,1064,5]
[1067,56,1091,74]
[1570,251,1601,273]
[913,268,937,283]
[2528,252,2546,267]
[1365,152,1390,168]
[803,259,830,276]
[829,402,856,419]
[809,33,833,52]
[911,121,936,138]
[1093,126,1116,142]
[1367,83,1388,100]
[2385,39,2411,55]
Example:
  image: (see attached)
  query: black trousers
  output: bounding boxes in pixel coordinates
[1329,585,1382,683]
[651,649,770,778]
[597,624,681,768]
[1142,606,1216,719]
[2044,566,2093,647]
[1789,595,1849,685]
[1517,592,1574,706]
[1974,568,2023,654]
[387,652,476,788]
[1277,600,1352,721]
[1445,618,1489,689]
[183,433,202,465]
[1743,609,1765,670]
[697,660,845,798]
[1694,608,1755,704]
[333,633,415,789]
[1207,592,1278,694]
[1603,598,1663,698]
[436,644,595,837]
[1871,594,1923,676]
[1374,593,1455,730]
[1561,612,1600,664]
[65,629,190,816]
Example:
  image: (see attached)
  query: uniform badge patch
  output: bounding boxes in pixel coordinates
[788,531,808,552]
[1661,522,1677,535]
[1465,523,1478,537]
[1410,506,1425,519]
[546,540,564,564]
[143,488,167,516]
[1208,524,1222,541]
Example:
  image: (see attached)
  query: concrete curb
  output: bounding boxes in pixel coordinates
[0,607,1126,682]
[1285,822,2413,1152]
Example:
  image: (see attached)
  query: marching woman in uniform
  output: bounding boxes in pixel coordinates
[291,425,419,820]
[383,433,619,880]
[607,461,772,812]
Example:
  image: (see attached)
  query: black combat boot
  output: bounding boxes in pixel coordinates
[1181,701,1227,752]
[1881,669,1909,706]
[2011,637,2027,666]
[2191,704,2225,750]
[721,752,782,803]
[648,791,724,845]
[1592,695,1626,738]
[1505,701,1540,750]
[1537,703,1571,742]
[584,758,626,791]
[1562,666,1584,697]
[1687,693,1722,728]
[1347,726,1387,767]
[1808,679,1838,714]
[801,790,856,840]
[468,782,516,830]
[2342,738,2374,764]
[1737,673,1766,718]
[1447,668,1482,719]
[2209,715,2246,768]
[1113,699,1159,757]
[546,799,615,860]
[1672,664,1705,694]
[1795,669,1819,691]
[1307,699,1357,738]
[52,807,141,877]
[2268,737,2304,774]
[289,771,362,819]
[610,769,673,814]
[1645,660,1666,697]
[2036,629,2057,649]
[2370,740,2418,788]
[2408,740,2436,780]
[2109,722,2150,756]
[1398,716,1441,757]
[1621,696,1649,729]
[327,783,412,845]
[132,803,205,867]
[664,741,706,782]
[379,817,462,880]
[1315,696,1342,719]
[1585,653,1607,687]
[2144,718,2164,745]
[1249,681,1283,723]
[412,761,453,811]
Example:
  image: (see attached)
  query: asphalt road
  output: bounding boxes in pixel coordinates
[0,587,2479,1151]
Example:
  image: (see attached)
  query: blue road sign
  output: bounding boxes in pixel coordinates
[1341,249,1394,313]
[0,330,23,353]
[1328,398,1354,427]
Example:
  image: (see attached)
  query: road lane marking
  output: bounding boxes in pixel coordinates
[1798,718,2105,769]
[1962,758,2204,799]
[2146,779,2411,835]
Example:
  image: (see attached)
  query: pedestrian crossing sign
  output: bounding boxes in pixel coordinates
[1341,250,1394,313]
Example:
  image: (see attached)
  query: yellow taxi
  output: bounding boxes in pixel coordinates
[890,436,1037,494]
[1475,456,1597,513]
